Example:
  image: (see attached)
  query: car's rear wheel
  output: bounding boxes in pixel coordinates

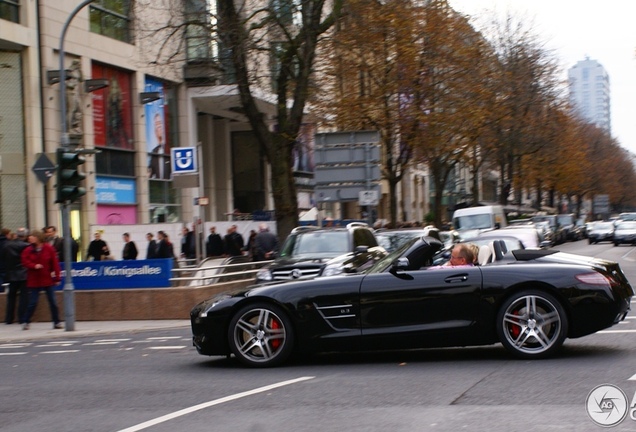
[228,303,294,367]
[496,290,567,359]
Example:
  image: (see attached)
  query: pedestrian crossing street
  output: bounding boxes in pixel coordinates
[0,335,191,356]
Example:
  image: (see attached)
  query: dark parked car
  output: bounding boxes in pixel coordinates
[588,221,615,244]
[556,213,582,241]
[255,223,383,283]
[191,236,633,367]
[613,221,636,246]
[531,215,567,244]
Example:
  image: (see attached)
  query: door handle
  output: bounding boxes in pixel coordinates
[445,275,468,283]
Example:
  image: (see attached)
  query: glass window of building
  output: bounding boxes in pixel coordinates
[0,0,19,23]
[89,0,132,43]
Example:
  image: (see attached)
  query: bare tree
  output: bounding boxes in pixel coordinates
[136,0,343,240]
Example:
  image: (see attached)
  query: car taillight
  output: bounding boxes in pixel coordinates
[575,272,614,287]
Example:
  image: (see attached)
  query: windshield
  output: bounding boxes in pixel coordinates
[279,231,350,257]
[616,222,636,230]
[454,214,492,230]
[532,216,556,228]
[376,232,423,253]
[367,237,419,274]
[557,215,574,225]
[593,222,614,230]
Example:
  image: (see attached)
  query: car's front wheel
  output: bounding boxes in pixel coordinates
[228,303,294,367]
[496,290,568,359]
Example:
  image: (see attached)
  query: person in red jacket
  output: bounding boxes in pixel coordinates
[20,229,62,330]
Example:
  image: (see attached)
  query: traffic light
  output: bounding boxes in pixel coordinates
[56,148,86,203]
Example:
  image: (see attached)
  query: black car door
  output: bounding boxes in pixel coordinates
[358,265,483,349]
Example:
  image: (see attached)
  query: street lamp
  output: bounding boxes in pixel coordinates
[58,0,96,332]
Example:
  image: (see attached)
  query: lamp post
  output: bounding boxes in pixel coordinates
[58,0,95,331]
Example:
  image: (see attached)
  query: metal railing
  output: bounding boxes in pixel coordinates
[170,257,273,287]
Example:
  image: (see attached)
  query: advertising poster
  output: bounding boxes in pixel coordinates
[91,64,134,149]
[145,78,171,179]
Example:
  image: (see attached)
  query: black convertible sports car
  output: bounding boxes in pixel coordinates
[191,237,633,367]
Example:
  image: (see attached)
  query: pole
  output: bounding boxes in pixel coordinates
[59,0,95,332]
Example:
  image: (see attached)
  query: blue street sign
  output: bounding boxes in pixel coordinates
[171,147,197,174]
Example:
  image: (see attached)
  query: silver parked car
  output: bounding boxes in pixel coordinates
[613,221,636,246]
[588,221,615,244]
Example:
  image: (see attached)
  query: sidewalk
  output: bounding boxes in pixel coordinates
[0,320,191,343]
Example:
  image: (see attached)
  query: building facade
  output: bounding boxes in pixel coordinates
[0,0,310,256]
[567,57,611,132]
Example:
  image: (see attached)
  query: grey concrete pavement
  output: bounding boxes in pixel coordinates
[0,320,190,343]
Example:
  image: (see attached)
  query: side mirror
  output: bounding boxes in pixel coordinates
[354,245,369,255]
[391,257,410,271]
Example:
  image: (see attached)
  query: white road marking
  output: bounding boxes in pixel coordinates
[0,343,31,349]
[598,329,636,334]
[629,374,636,381]
[35,343,76,347]
[95,339,131,342]
[146,346,186,350]
[83,342,120,346]
[146,336,182,340]
[40,350,80,354]
[115,376,315,432]
[0,352,27,356]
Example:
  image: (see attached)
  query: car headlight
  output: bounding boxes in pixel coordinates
[322,264,343,277]
[256,268,273,281]
[199,295,231,317]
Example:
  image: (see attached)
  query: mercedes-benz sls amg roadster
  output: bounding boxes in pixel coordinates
[191,237,633,367]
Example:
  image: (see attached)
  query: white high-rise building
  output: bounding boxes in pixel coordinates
[567,57,611,132]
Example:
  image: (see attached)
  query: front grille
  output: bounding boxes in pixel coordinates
[272,265,323,280]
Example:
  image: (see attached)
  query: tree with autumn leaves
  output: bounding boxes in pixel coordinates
[320,0,496,226]
[321,0,636,223]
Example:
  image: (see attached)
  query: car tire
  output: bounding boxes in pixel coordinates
[228,302,294,367]
[614,242,619,247]
[496,290,568,359]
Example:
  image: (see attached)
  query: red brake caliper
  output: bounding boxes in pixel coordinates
[270,318,281,350]
[509,310,521,339]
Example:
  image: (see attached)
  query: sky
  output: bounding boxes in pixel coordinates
[448,0,636,154]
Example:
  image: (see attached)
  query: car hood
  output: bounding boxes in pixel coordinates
[266,255,334,267]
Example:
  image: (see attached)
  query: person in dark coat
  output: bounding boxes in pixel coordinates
[87,231,110,261]
[155,231,174,259]
[0,227,9,289]
[146,232,157,259]
[206,226,224,257]
[223,225,245,257]
[46,226,79,262]
[122,233,138,260]
[254,224,279,261]
[180,226,195,259]
[2,228,29,324]
[21,229,62,330]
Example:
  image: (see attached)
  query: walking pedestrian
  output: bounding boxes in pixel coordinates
[2,228,29,325]
[206,226,223,257]
[146,232,157,259]
[87,231,110,261]
[155,231,174,259]
[254,224,279,261]
[0,227,9,289]
[21,229,62,330]
[122,233,138,260]
[223,225,244,257]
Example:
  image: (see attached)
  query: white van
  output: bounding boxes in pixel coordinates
[452,205,507,238]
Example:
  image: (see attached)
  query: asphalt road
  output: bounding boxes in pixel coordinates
[2,240,636,432]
